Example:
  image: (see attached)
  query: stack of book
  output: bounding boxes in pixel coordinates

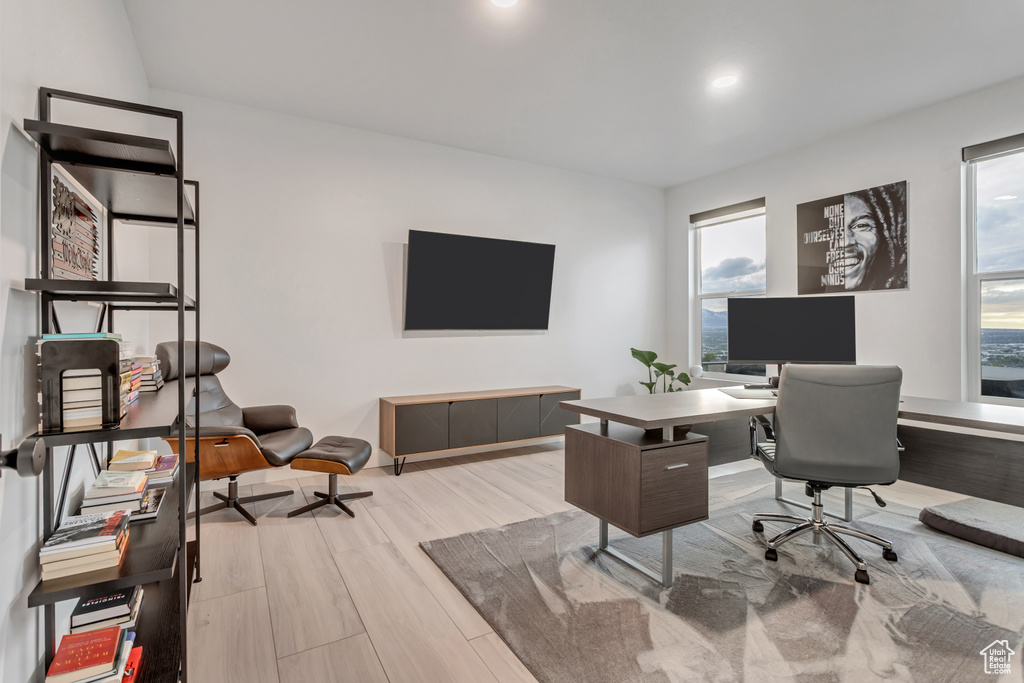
[119,342,139,417]
[70,586,144,634]
[105,450,168,520]
[134,355,164,392]
[145,454,179,487]
[80,471,148,515]
[39,510,130,582]
[37,333,125,431]
[45,625,140,683]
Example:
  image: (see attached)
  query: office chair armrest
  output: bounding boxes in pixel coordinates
[749,414,775,456]
[243,405,300,435]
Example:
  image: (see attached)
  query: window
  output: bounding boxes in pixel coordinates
[966,134,1024,401]
[692,199,766,377]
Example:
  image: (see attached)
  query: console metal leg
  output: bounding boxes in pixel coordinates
[597,520,674,588]
[394,457,406,476]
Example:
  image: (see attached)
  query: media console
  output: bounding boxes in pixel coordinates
[379,386,580,474]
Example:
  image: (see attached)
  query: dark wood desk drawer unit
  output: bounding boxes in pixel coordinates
[565,422,708,537]
[641,442,708,533]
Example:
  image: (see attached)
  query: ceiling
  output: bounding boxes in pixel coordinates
[122,0,1024,187]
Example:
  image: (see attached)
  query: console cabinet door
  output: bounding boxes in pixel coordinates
[395,403,450,456]
[497,395,541,442]
[449,398,498,448]
[539,391,581,436]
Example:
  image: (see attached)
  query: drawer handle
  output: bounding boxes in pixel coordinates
[665,463,689,470]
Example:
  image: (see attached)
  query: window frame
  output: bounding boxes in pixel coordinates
[691,200,767,381]
[965,135,1024,404]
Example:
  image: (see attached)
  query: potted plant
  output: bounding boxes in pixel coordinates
[630,348,691,393]
[631,348,692,439]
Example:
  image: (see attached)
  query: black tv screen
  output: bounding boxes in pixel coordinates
[727,296,856,364]
[404,230,556,330]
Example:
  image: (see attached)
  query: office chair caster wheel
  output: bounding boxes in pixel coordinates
[855,569,870,584]
[764,548,778,562]
[752,520,764,533]
[882,548,898,562]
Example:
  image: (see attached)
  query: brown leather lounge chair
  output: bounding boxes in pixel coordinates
[158,341,314,525]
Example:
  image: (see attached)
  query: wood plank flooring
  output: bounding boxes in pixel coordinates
[186,443,967,682]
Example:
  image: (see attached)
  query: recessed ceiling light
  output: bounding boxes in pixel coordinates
[712,75,738,89]
[492,0,518,6]
[995,195,1018,201]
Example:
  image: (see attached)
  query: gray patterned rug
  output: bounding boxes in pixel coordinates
[421,468,1024,682]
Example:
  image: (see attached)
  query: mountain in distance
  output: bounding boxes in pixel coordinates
[702,308,728,328]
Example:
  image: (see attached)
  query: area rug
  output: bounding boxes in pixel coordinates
[421,468,1024,682]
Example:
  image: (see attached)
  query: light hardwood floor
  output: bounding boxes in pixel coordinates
[186,444,967,682]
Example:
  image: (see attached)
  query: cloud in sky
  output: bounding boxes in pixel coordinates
[982,280,1024,328]
[702,256,766,293]
[977,153,1024,273]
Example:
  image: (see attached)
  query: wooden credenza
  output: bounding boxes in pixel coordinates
[564,422,709,537]
[379,386,580,472]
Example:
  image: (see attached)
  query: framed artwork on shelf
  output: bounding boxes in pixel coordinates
[50,167,101,281]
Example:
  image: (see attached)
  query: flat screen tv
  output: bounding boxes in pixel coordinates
[404,230,556,331]
[727,296,856,365]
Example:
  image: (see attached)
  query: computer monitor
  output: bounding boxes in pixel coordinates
[727,296,856,366]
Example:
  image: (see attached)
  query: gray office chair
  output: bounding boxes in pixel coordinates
[749,364,902,584]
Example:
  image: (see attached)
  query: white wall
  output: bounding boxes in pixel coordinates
[667,75,1024,400]
[0,1,151,680]
[146,90,668,469]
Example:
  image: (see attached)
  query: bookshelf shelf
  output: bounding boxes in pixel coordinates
[22,119,195,223]
[25,279,196,309]
[26,87,202,681]
[35,379,195,447]
[29,463,196,607]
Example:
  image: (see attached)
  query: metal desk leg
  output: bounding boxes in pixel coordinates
[775,478,853,522]
[598,520,674,588]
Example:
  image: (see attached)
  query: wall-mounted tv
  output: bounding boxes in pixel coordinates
[404,230,556,331]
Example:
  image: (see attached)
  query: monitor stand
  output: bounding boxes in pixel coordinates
[744,365,782,390]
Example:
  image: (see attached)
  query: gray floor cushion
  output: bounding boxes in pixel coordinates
[920,498,1024,558]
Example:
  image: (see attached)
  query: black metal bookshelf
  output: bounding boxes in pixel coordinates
[29,463,196,607]
[25,87,201,683]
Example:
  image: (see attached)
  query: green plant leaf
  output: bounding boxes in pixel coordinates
[676,373,691,386]
[639,381,657,393]
[652,362,677,374]
[666,385,675,392]
[630,348,658,367]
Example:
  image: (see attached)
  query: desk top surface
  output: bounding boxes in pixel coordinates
[561,389,1024,436]
[559,389,777,430]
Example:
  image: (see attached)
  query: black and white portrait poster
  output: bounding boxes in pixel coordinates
[797,181,907,294]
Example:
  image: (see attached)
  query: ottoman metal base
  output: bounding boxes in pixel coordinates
[288,473,374,518]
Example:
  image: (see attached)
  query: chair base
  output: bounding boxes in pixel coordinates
[288,473,374,518]
[752,488,897,584]
[188,476,292,526]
